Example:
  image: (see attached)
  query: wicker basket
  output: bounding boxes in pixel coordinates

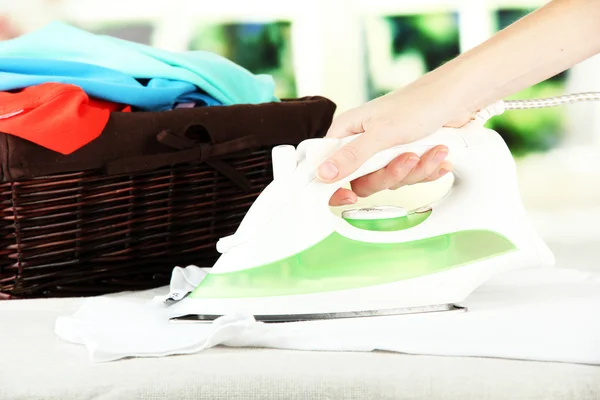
[0,96,336,299]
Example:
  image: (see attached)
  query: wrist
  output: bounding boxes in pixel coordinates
[405,65,477,128]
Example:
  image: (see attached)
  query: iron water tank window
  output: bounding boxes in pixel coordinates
[188,22,297,100]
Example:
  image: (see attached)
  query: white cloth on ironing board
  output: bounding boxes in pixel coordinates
[54,266,600,364]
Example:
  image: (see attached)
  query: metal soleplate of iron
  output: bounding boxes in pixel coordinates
[169,304,467,324]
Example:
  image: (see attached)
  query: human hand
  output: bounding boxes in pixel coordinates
[318,89,471,206]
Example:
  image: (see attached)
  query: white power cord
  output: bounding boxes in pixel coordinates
[473,92,600,123]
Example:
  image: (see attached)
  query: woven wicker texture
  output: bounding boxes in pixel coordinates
[0,150,272,299]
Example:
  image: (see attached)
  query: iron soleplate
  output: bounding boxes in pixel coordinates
[169,303,467,324]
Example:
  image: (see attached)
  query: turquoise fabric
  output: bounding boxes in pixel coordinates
[0,21,278,106]
[0,57,221,110]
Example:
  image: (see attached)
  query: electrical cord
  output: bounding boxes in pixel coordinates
[473,92,600,123]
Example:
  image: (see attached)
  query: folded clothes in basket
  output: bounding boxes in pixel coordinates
[0,21,277,109]
[0,21,280,153]
[0,57,221,111]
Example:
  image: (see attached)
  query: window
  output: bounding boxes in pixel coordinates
[189,22,296,99]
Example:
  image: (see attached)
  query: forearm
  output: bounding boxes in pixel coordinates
[422,0,600,120]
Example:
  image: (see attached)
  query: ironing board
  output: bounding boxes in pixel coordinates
[1,239,600,400]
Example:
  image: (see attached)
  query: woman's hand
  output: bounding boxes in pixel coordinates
[327,145,452,206]
[320,87,471,207]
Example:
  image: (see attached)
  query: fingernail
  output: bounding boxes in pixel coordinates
[318,162,339,181]
[339,197,356,206]
[404,155,419,167]
[434,150,448,162]
[439,168,450,177]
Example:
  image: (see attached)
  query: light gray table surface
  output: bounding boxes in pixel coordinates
[1,239,599,400]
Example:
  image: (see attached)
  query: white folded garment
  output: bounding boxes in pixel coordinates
[55,266,600,364]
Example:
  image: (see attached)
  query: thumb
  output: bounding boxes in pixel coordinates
[317,133,386,183]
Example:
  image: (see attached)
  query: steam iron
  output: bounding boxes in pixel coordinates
[170,117,556,323]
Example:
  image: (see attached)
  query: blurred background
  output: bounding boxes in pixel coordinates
[0,0,598,269]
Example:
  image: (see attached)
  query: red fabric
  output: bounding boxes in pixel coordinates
[0,82,131,154]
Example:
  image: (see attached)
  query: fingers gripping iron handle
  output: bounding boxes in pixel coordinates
[324,123,517,243]
[328,121,512,188]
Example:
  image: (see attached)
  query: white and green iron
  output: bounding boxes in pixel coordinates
[171,93,600,323]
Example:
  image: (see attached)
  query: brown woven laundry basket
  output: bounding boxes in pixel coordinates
[0,96,336,299]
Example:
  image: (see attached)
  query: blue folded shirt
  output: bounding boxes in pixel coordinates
[0,57,221,110]
[0,21,278,110]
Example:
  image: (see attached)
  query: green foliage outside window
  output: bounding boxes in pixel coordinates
[388,13,460,72]
[189,22,296,99]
